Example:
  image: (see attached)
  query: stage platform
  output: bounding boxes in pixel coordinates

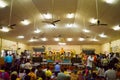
[32,62,85,68]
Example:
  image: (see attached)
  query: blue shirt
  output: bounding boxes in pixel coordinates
[55,64,60,71]
[4,55,13,63]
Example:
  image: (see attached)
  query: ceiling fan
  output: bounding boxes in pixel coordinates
[90,20,107,26]
[90,0,107,26]
[42,19,61,26]
[0,24,16,29]
[42,0,61,26]
[0,0,16,30]
[8,24,16,29]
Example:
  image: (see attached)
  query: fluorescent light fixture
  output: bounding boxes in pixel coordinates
[103,0,118,4]
[29,38,38,42]
[43,13,52,19]
[89,18,97,24]
[99,33,107,38]
[54,38,60,41]
[49,24,56,28]
[67,38,73,41]
[83,29,90,33]
[46,24,56,28]
[91,38,99,41]
[58,42,66,45]
[78,38,85,41]
[66,24,73,28]
[17,35,24,39]
[66,13,74,19]
[0,0,7,8]
[21,19,30,25]
[29,39,35,42]
[113,25,120,30]
[0,27,10,32]
[41,37,47,41]
[34,29,41,33]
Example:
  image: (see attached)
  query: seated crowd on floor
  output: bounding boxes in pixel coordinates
[0,51,120,80]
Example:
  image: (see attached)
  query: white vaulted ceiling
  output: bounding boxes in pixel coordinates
[0,0,120,46]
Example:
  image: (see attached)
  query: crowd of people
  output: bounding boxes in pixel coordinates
[0,51,120,80]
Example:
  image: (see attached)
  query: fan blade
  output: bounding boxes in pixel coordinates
[8,24,16,29]
[33,36,39,39]
[8,24,16,27]
[10,24,16,26]
[42,21,51,23]
[90,20,107,26]
[9,26,15,29]
[0,24,2,29]
[90,24,96,26]
[90,24,107,26]
[51,23,55,26]
[97,20,107,26]
[42,20,60,26]
[99,24,108,26]
[52,20,60,23]
[0,26,2,29]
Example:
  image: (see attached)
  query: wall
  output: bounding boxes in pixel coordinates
[101,43,111,54]
[1,39,28,53]
[110,39,120,52]
[0,38,2,52]
[101,39,120,53]
[2,39,17,50]
[29,45,101,54]
[2,38,120,54]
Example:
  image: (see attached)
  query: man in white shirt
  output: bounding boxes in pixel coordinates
[86,55,94,70]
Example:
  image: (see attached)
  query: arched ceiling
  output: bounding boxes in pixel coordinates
[0,0,120,46]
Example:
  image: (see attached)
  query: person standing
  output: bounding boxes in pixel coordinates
[36,65,46,80]
[28,68,37,80]
[97,66,105,80]
[54,62,61,77]
[4,53,13,70]
[86,55,94,70]
[24,60,32,70]
[105,66,117,80]
[70,70,79,80]
[45,66,52,80]
[57,69,67,80]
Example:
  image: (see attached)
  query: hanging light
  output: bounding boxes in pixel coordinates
[0,0,7,8]
[66,38,73,41]
[54,38,60,41]
[103,0,118,4]
[17,35,24,39]
[43,13,52,19]
[34,29,41,33]
[41,37,47,41]
[78,38,85,41]
[0,27,10,32]
[21,19,30,25]
[83,29,90,33]
[99,33,107,38]
[66,13,74,19]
